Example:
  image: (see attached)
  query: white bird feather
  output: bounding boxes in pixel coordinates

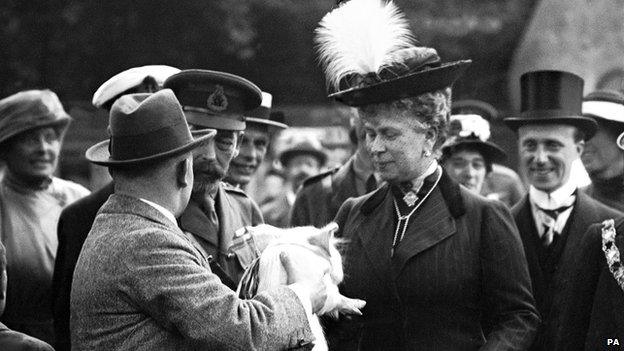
[315,0,415,90]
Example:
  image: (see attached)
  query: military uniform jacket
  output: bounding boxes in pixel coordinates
[178,182,263,288]
[70,194,313,350]
[290,156,360,227]
[328,171,539,351]
[512,192,622,351]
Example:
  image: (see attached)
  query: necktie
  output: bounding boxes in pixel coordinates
[536,204,572,247]
[365,174,377,193]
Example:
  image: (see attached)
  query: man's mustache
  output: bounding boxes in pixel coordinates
[194,159,225,181]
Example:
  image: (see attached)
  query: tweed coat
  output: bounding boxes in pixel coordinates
[70,194,313,351]
[511,192,622,350]
[557,217,624,350]
[52,181,114,351]
[178,182,263,288]
[327,171,540,351]
[290,156,360,227]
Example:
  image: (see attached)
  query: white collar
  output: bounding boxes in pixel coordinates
[529,177,577,210]
[140,198,178,226]
[408,160,439,193]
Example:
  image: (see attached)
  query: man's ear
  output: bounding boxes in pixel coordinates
[176,157,192,188]
[576,139,585,156]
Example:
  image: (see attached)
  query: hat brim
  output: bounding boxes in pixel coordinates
[503,116,597,140]
[280,149,327,167]
[443,139,507,164]
[85,129,216,166]
[0,115,71,146]
[245,117,288,130]
[329,60,472,107]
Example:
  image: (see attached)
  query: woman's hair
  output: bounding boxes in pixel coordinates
[357,88,452,150]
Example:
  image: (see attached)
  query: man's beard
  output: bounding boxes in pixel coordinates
[192,160,226,195]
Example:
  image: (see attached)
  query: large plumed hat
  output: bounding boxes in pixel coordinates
[92,65,181,110]
[245,92,288,130]
[314,0,471,107]
[0,89,71,146]
[164,70,262,131]
[504,70,597,140]
[85,89,215,166]
[583,90,624,125]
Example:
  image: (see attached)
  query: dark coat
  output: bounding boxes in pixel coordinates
[512,192,622,351]
[290,156,360,227]
[178,182,263,288]
[328,171,539,351]
[0,322,54,351]
[558,217,624,350]
[51,182,114,351]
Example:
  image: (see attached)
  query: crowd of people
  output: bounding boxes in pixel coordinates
[0,0,623,350]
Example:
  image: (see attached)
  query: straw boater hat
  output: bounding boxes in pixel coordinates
[503,70,597,140]
[583,90,624,126]
[0,89,71,147]
[92,65,181,110]
[164,70,262,131]
[315,0,471,107]
[85,89,214,166]
[245,92,288,130]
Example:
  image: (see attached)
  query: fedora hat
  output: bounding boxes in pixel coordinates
[85,89,215,166]
[0,89,71,146]
[504,70,597,139]
[245,92,288,129]
[164,69,262,131]
[92,65,181,110]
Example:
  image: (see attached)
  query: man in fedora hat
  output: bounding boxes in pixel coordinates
[0,89,90,345]
[164,69,268,288]
[504,70,623,351]
[225,92,288,192]
[290,110,378,228]
[314,0,538,349]
[52,64,180,351]
[262,136,327,228]
[580,90,624,212]
[71,89,323,350]
[450,99,526,207]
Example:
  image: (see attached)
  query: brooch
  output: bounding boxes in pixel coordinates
[207,85,228,112]
[403,191,418,207]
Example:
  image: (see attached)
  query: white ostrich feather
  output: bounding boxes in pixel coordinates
[315,0,415,90]
[450,114,491,142]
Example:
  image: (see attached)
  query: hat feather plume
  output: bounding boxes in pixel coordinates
[315,0,415,90]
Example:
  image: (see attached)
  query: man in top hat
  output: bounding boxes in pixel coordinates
[51,64,180,351]
[164,69,267,288]
[224,91,287,191]
[261,136,327,228]
[504,70,623,351]
[314,0,538,349]
[290,111,378,227]
[450,99,526,207]
[71,89,323,350]
[581,90,624,212]
[0,90,90,345]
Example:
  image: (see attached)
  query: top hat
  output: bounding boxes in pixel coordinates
[92,65,181,110]
[443,114,506,164]
[279,137,327,167]
[164,70,262,131]
[583,89,624,125]
[245,92,288,130]
[85,89,215,166]
[504,70,597,140]
[0,89,71,146]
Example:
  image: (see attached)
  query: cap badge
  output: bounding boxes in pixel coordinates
[207,85,228,112]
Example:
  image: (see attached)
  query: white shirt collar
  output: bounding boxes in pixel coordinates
[529,176,577,210]
[409,160,439,193]
[140,198,178,226]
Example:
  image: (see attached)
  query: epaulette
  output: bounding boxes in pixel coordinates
[302,167,339,187]
[221,181,249,197]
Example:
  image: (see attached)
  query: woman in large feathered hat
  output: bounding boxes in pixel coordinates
[316,0,539,349]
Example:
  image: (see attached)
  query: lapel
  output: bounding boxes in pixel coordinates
[559,192,601,263]
[178,197,219,247]
[390,171,460,277]
[215,183,243,254]
[330,157,359,212]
